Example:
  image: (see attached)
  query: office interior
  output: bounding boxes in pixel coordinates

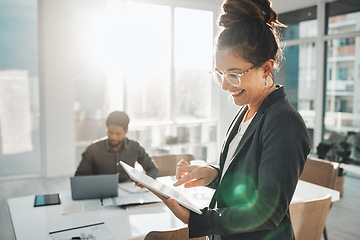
[1,0,360,239]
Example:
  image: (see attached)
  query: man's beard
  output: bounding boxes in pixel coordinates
[109,139,123,148]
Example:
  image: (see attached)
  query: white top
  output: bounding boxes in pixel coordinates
[220,112,256,182]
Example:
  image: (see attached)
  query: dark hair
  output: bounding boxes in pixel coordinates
[106,111,130,130]
[216,0,285,72]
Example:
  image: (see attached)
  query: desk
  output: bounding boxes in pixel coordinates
[8,179,339,240]
[291,180,340,204]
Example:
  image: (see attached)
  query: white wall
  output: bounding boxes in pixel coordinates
[39,0,76,177]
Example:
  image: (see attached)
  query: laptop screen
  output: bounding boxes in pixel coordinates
[70,174,118,200]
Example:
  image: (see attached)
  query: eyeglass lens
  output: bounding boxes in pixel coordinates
[211,71,240,87]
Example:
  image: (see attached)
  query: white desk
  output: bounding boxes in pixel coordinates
[9,195,184,240]
[8,179,339,240]
[291,180,340,204]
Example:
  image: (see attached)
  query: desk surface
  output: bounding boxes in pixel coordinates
[8,179,339,240]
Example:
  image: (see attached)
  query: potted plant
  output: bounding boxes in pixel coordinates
[331,140,352,196]
[317,132,355,197]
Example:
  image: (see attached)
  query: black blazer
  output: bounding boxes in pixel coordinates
[188,86,311,240]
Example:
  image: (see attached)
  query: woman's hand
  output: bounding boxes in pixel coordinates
[147,188,190,224]
[173,160,218,188]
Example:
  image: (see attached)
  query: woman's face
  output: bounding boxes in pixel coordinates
[215,48,267,108]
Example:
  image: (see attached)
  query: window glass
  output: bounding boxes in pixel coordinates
[278,6,317,40]
[324,36,360,134]
[277,43,317,144]
[73,1,171,127]
[174,8,213,120]
[324,29,360,162]
[72,1,216,161]
[73,0,112,146]
[125,3,171,121]
[0,0,41,176]
[326,1,360,35]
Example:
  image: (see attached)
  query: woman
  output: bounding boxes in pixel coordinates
[152,0,311,239]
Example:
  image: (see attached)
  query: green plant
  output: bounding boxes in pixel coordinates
[316,133,354,176]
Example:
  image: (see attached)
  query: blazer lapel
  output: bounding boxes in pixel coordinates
[221,85,287,173]
[210,86,287,208]
[230,111,262,162]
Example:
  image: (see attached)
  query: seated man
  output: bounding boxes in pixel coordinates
[75,111,159,182]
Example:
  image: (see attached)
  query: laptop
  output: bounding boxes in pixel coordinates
[70,174,118,200]
[119,161,202,214]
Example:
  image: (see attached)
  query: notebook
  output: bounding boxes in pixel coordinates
[70,174,118,200]
[119,161,202,214]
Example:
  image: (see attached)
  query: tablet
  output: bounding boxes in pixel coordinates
[34,193,61,207]
[119,161,202,214]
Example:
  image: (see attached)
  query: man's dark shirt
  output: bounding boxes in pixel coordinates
[75,137,158,182]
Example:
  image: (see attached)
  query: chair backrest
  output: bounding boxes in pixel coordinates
[300,157,339,189]
[144,226,206,240]
[152,154,195,177]
[290,194,332,240]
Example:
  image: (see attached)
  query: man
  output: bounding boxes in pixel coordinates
[75,111,158,182]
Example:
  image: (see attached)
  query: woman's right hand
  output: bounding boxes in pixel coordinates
[173,160,218,188]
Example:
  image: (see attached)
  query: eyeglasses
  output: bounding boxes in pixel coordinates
[209,66,255,87]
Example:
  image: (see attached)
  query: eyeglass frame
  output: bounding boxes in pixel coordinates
[209,66,255,87]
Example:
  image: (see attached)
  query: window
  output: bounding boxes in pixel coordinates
[280,1,360,159]
[337,67,348,81]
[327,2,360,35]
[174,8,213,120]
[278,7,318,144]
[124,3,171,121]
[0,0,41,177]
[324,1,360,136]
[73,0,216,160]
[279,6,317,41]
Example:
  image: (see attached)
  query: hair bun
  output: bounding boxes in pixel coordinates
[219,0,284,29]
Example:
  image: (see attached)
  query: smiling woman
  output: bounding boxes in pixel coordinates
[148,1,312,239]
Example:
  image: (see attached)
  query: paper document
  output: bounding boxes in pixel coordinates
[49,222,115,240]
[102,191,161,207]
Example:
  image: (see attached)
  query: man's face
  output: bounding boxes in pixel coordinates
[107,124,128,148]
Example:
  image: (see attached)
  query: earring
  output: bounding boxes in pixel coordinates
[264,78,268,87]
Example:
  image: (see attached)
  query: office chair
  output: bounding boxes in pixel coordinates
[290,194,332,240]
[299,157,339,240]
[152,154,195,177]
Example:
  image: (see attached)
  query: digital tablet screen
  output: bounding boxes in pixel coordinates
[34,193,61,207]
[119,161,202,214]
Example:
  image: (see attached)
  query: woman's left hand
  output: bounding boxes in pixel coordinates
[147,188,190,224]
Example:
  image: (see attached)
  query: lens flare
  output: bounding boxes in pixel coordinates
[218,172,281,232]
